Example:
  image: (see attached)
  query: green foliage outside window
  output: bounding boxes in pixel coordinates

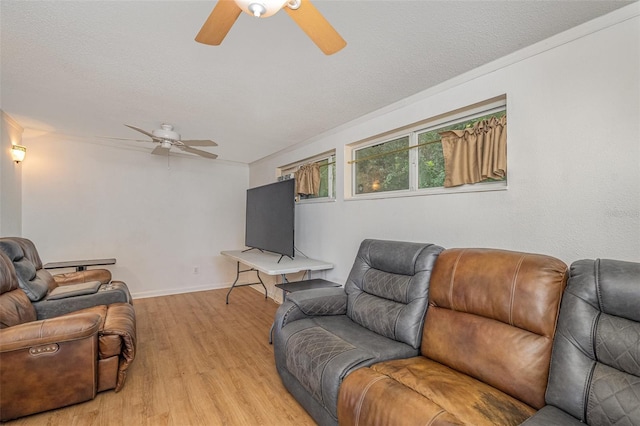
[316,158,334,198]
[355,136,409,194]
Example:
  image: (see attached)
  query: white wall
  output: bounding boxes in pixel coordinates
[0,110,24,236]
[250,6,640,286]
[21,136,250,298]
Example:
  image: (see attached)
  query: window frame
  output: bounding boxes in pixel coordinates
[345,98,507,201]
[278,151,336,204]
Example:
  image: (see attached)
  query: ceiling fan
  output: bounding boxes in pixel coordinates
[195,0,346,55]
[123,124,219,159]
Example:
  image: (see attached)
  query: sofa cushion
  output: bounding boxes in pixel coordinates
[0,240,51,302]
[422,248,567,409]
[285,327,367,403]
[33,281,132,319]
[7,237,44,269]
[338,357,536,426]
[0,252,37,328]
[345,239,443,349]
[520,405,583,425]
[279,315,418,420]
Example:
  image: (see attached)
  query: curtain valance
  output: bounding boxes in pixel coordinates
[295,163,321,196]
[440,115,507,187]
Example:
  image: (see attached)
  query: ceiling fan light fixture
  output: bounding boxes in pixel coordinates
[249,3,266,17]
[235,0,288,18]
[151,123,180,141]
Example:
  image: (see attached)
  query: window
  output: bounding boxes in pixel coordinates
[279,151,336,202]
[348,100,506,198]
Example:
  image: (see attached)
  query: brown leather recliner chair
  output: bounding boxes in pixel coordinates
[0,237,132,319]
[0,251,137,422]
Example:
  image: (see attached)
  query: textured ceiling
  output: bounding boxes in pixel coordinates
[1,0,634,163]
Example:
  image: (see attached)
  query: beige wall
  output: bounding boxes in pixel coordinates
[21,134,250,299]
[0,110,24,236]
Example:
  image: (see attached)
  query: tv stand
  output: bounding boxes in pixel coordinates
[241,247,264,253]
[277,254,293,263]
[221,250,333,304]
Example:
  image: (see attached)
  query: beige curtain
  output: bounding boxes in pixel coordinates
[439,115,507,187]
[295,162,321,196]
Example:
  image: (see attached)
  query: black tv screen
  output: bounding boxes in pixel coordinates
[245,179,295,258]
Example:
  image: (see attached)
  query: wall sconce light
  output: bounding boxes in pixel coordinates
[11,145,26,163]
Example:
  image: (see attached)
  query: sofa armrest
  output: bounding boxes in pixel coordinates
[53,269,112,285]
[287,287,347,316]
[275,287,347,330]
[0,312,101,351]
[102,303,137,391]
[0,313,101,421]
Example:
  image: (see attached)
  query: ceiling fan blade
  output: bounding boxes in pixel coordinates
[181,139,218,147]
[151,146,171,156]
[96,136,152,143]
[124,124,158,140]
[195,0,242,45]
[180,145,219,159]
[285,0,346,55]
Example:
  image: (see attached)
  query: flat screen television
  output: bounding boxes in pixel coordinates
[245,179,295,258]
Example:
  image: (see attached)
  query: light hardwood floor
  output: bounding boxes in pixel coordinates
[8,287,315,426]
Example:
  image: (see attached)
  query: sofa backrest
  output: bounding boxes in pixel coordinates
[6,237,44,269]
[0,239,56,302]
[421,248,567,409]
[345,239,443,349]
[0,251,37,328]
[544,258,640,424]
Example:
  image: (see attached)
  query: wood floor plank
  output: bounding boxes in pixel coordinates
[6,287,315,426]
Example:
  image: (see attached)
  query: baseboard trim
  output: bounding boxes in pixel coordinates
[131,282,269,300]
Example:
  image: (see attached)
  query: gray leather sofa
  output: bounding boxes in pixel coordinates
[522,258,640,425]
[0,237,131,319]
[272,239,444,426]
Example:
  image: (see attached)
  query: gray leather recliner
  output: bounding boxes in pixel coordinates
[522,258,640,425]
[272,239,444,426]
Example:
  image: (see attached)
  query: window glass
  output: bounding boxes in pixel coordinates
[354,136,410,194]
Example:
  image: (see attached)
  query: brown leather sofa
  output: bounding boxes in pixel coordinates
[337,248,568,426]
[0,251,137,422]
[0,237,132,319]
